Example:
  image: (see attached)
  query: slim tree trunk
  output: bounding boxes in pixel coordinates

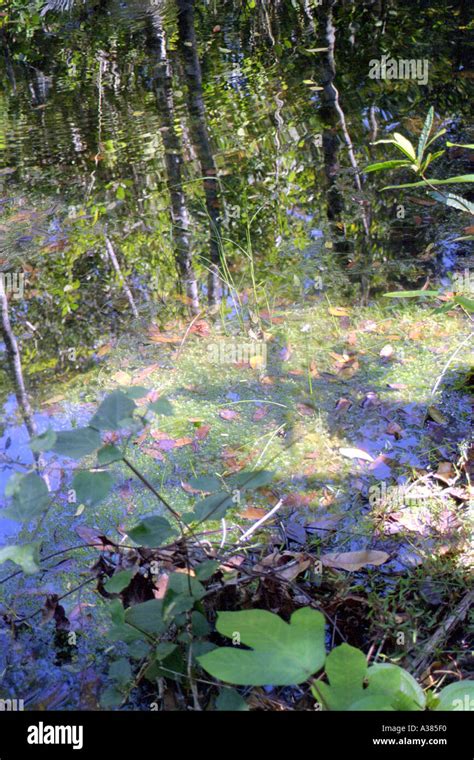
[0,274,37,439]
[104,236,140,319]
[145,14,200,315]
[176,0,222,308]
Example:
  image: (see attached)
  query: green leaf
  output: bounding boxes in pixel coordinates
[434,681,474,711]
[424,128,446,150]
[126,515,177,547]
[188,475,221,492]
[194,491,234,522]
[100,685,124,708]
[417,107,434,161]
[364,160,410,174]
[4,472,49,520]
[392,133,417,162]
[198,608,326,686]
[349,695,396,711]
[383,290,440,298]
[148,397,173,416]
[421,150,445,172]
[454,295,474,312]
[72,470,113,507]
[446,141,474,149]
[89,391,136,430]
[0,543,41,574]
[29,428,57,453]
[195,559,220,581]
[109,657,132,687]
[97,444,122,465]
[191,610,210,637]
[382,174,474,190]
[155,642,177,661]
[215,688,249,711]
[314,643,367,710]
[52,427,101,459]
[104,569,135,593]
[124,599,167,636]
[121,386,150,399]
[429,192,474,214]
[367,663,425,710]
[231,470,275,490]
[167,571,206,600]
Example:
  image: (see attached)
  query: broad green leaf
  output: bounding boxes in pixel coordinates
[382,174,474,190]
[383,290,440,298]
[188,475,221,492]
[195,559,220,581]
[191,610,210,636]
[89,391,136,430]
[194,491,234,522]
[124,599,167,636]
[231,470,275,490]
[104,569,135,593]
[126,515,177,547]
[97,444,122,465]
[167,572,205,600]
[198,608,326,686]
[349,695,395,711]
[155,642,177,661]
[122,386,150,399]
[52,427,101,459]
[215,688,249,711]
[314,643,367,710]
[434,681,474,711]
[417,107,434,161]
[72,470,113,507]
[392,132,417,162]
[148,397,173,416]
[364,160,410,174]
[4,472,49,520]
[0,543,41,574]
[29,428,56,453]
[109,658,132,687]
[367,663,425,709]
[100,685,124,708]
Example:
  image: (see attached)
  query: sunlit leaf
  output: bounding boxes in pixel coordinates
[0,543,41,574]
[89,391,136,430]
[72,470,113,507]
[199,608,326,685]
[52,427,101,459]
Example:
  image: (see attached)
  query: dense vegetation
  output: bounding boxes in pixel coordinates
[0,0,472,712]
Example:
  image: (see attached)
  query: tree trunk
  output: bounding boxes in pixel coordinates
[176,0,222,308]
[0,274,37,440]
[145,13,200,315]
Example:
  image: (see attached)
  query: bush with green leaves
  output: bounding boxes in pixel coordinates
[365,108,474,314]
[1,389,473,711]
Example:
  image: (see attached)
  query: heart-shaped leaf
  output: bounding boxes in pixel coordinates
[52,427,101,459]
[89,391,136,431]
[72,471,113,507]
[4,472,49,520]
[198,608,326,685]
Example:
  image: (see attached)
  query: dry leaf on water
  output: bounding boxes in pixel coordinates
[339,447,374,463]
[219,409,240,421]
[321,549,389,571]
